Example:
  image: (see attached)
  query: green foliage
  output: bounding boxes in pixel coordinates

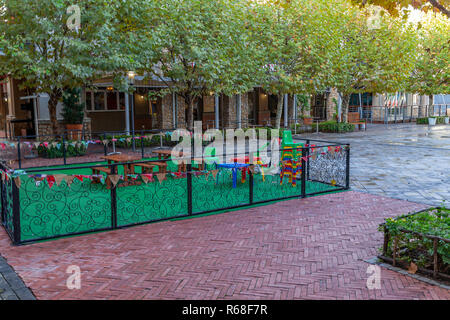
[37,142,87,158]
[407,12,450,96]
[382,208,450,270]
[350,0,450,18]
[0,0,130,133]
[132,0,259,129]
[318,121,355,133]
[107,135,177,148]
[416,116,448,124]
[61,88,85,124]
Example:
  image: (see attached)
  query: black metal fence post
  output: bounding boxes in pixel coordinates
[306,140,310,181]
[12,180,21,245]
[17,137,22,169]
[187,163,193,215]
[345,145,351,190]
[249,152,254,205]
[110,164,117,229]
[103,133,108,156]
[62,134,67,166]
[141,131,145,159]
[0,173,4,224]
[301,147,306,198]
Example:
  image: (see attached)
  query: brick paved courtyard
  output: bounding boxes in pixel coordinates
[300,123,450,206]
[0,191,448,300]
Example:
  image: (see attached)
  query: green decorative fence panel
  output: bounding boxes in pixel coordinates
[116,177,188,226]
[192,170,249,213]
[19,176,112,241]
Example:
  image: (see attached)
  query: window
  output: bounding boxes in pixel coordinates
[94,92,105,110]
[85,90,126,112]
[106,92,117,110]
[118,93,125,110]
[85,91,93,110]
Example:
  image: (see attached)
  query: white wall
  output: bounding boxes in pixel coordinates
[37,93,63,121]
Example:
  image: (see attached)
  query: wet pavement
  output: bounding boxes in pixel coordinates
[298,123,450,207]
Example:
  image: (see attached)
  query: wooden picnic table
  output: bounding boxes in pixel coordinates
[101,154,141,182]
[152,149,186,172]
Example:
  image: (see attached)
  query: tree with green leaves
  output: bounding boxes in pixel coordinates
[0,0,127,135]
[408,11,449,113]
[327,4,418,122]
[249,0,345,128]
[351,0,449,18]
[132,0,259,130]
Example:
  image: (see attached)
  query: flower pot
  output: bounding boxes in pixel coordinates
[303,117,313,126]
[445,117,449,125]
[66,124,83,140]
[428,117,436,126]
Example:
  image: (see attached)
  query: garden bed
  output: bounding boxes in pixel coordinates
[379,207,450,283]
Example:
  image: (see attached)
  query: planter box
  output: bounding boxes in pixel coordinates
[428,117,437,126]
[445,117,449,125]
[379,207,449,282]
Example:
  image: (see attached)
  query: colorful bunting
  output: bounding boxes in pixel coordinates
[155,173,167,184]
[53,174,66,186]
[108,175,120,187]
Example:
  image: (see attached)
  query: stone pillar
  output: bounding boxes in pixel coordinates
[222,95,237,129]
[176,95,187,129]
[240,93,249,129]
[326,88,339,121]
[160,93,174,129]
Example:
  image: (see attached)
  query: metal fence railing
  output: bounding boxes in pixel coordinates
[0,138,350,245]
[349,104,450,124]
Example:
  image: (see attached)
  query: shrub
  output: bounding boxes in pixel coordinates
[37,141,87,158]
[381,207,450,274]
[318,121,355,133]
[107,134,177,148]
[61,88,85,124]
[417,116,447,125]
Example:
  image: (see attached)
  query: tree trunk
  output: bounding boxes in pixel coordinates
[185,96,195,131]
[341,94,350,123]
[48,89,62,136]
[428,94,433,117]
[275,94,284,129]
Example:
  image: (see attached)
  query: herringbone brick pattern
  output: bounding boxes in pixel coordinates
[0,191,448,300]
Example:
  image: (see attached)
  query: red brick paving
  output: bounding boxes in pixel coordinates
[0,191,448,300]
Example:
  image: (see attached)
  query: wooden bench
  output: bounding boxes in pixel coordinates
[348,112,367,131]
[91,166,112,175]
[91,167,112,187]
[135,161,167,174]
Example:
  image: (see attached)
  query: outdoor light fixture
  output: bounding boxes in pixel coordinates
[106,86,114,91]
[127,71,136,84]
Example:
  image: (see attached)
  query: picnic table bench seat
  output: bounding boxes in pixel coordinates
[91,166,112,175]
[135,161,167,174]
[348,112,367,131]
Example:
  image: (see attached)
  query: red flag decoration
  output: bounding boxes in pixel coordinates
[46,175,56,189]
[141,174,154,183]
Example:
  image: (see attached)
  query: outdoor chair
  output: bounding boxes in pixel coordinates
[280,146,301,187]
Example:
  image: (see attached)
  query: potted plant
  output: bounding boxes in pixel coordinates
[428,116,437,126]
[445,116,449,124]
[61,88,85,140]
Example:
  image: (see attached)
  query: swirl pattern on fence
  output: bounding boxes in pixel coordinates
[19,177,112,241]
[192,169,249,213]
[116,176,187,226]
[307,147,347,192]
[1,178,14,235]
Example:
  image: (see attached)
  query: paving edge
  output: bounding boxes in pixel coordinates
[365,257,450,291]
[0,255,36,300]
